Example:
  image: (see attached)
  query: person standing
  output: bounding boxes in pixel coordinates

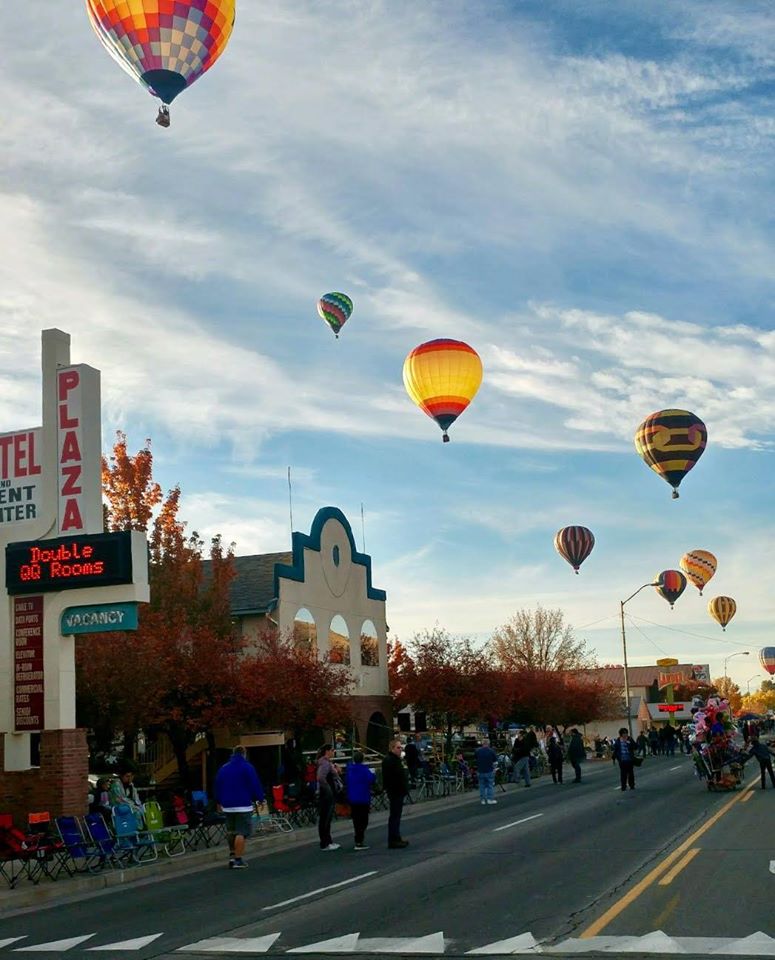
[214,745,265,869]
[511,732,531,788]
[613,728,637,792]
[546,735,565,784]
[346,750,376,849]
[404,736,420,785]
[382,739,409,848]
[567,728,585,783]
[746,735,775,790]
[316,743,341,851]
[475,738,498,804]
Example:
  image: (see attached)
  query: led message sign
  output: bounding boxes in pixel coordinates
[6,531,134,595]
[657,703,685,713]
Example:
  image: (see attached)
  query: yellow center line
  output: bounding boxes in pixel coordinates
[579,775,756,938]
[741,790,754,803]
[658,846,700,885]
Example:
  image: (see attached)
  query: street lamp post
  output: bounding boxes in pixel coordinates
[723,651,749,681]
[620,581,661,738]
[746,673,761,696]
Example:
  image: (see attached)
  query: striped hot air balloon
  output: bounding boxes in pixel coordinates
[708,596,736,632]
[759,648,775,676]
[403,339,483,442]
[679,549,717,595]
[86,0,236,127]
[317,293,353,338]
[634,409,707,499]
[654,570,687,608]
[554,526,595,574]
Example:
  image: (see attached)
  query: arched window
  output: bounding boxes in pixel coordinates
[328,615,350,665]
[293,608,316,654]
[360,620,379,667]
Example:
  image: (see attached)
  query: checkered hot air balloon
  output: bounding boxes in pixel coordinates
[679,549,717,595]
[759,648,775,676]
[86,0,236,127]
[708,595,736,632]
[654,570,687,609]
[403,339,483,442]
[317,293,353,339]
[634,409,707,499]
[554,526,595,574]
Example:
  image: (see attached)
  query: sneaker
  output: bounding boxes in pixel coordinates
[487,799,498,804]
[322,843,341,851]
[388,839,409,849]
[354,843,369,850]
[480,799,487,805]
[230,859,248,869]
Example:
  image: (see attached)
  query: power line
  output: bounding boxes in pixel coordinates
[624,613,669,657]
[627,614,750,648]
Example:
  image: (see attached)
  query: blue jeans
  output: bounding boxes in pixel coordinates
[479,770,495,801]
[512,757,531,785]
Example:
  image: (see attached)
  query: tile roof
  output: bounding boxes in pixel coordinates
[586,664,699,688]
[201,552,292,615]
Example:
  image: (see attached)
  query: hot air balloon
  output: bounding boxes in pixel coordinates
[679,549,717,595]
[554,526,595,574]
[654,570,686,608]
[403,339,482,442]
[317,293,353,339]
[634,409,707,499]
[708,596,736,632]
[759,648,775,676]
[86,0,236,127]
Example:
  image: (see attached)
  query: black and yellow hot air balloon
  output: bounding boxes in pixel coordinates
[654,569,686,609]
[635,409,707,499]
[403,339,483,442]
[554,526,595,574]
[708,595,736,632]
[679,549,717,595]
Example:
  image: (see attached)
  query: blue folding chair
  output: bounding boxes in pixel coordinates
[83,813,125,869]
[111,803,157,864]
[55,816,108,873]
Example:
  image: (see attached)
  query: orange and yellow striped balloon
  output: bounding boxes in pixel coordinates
[679,549,717,595]
[403,339,483,442]
[708,595,736,632]
[86,0,235,124]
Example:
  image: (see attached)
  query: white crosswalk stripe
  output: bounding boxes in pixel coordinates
[178,935,281,954]
[286,934,445,954]
[0,944,25,952]
[88,936,164,951]
[15,937,96,953]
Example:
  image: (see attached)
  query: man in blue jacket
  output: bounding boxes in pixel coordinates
[215,745,265,869]
[346,750,377,850]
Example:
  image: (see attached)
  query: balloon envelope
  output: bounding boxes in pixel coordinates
[86,0,235,106]
[634,409,707,498]
[759,647,775,676]
[403,339,483,442]
[655,569,687,608]
[317,293,353,338]
[554,526,595,574]
[708,595,736,631]
[679,549,717,595]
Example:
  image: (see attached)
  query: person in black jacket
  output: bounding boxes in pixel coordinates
[613,728,638,791]
[404,736,420,785]
[381,739,409,848]
[747,735,775,789]
[567,728,585,783]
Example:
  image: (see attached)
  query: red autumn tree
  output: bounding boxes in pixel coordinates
[387,638,415,713]
[501,669,620,729]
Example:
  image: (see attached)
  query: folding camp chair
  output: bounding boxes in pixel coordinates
[27,812,72,880]
[143,800,187,857]
[189,791,226,847]
[83,813,124,869]
[252,801,293,836]
[111,803,158,864]
[270,785,300,829]
[0,814,44,887]
[55,816,108,873]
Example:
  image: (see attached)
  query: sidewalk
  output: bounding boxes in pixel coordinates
[0,782,490,916]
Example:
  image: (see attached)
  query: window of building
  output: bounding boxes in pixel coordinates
[293,608,317,654]
[360,619,379,667]
[329,615,350,665]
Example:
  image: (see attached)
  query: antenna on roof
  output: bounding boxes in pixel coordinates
[288,466,294,538]
[360,502,366,553]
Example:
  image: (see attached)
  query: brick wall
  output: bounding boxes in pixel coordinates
[0,729,89,826]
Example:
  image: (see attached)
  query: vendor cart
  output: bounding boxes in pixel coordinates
[694,743,744,791]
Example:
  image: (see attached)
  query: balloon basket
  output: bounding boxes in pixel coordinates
[156,106,171,128]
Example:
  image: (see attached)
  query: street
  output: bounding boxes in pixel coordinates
[2,756,774,957]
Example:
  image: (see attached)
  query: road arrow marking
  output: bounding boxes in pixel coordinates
[287,935,360,953]
[467,932,542,953]
[89,936,164,952]
[16,937,96,952]
[178,935,281,953]
[493,813,543,832]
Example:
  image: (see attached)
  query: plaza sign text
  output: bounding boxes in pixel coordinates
[61,602,138,635]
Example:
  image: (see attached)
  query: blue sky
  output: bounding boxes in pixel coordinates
[2,1,774,690]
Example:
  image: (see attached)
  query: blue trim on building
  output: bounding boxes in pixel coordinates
[273,506,387,603]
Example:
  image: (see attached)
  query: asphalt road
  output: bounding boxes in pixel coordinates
[2,755,774,957]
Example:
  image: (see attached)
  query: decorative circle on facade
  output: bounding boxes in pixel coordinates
[320,519,351,597]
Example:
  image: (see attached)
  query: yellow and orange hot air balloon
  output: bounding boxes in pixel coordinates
[679,549,717,595]
[403,339,482,442]
[86,0,236,127]
[708,596,736,632]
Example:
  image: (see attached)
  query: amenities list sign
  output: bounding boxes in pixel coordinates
[14,596,43,731]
